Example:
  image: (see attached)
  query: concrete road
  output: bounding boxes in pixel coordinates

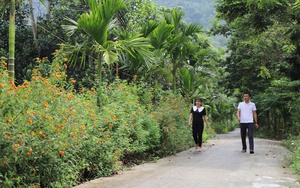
[74,129,300,188]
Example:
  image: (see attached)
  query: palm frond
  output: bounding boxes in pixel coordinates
[0,0,10,19]
[294,0,300,10]
[118,35,154,68]
[150,21,173,49]
[184,23,203,36]
[61,42,89,68]
[93,41,118,65]
[171,9,184,34]
[62,17,78,36]
[77,0,126,44]
[140,20,160,37]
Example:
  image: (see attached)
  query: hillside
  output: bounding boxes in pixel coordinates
[151,0,216,30]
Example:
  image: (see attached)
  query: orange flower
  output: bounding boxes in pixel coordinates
[28,119,33,124]
[3,160,7,165]
[7,119,12,123]
[59,150,65,155]
[0,83,6,88]
[24,94,28,99]
[63,58,68,62]
[44,101,48,108]
[3,62,7,66]
[83,135,88,140]
[14,148,18,153]
[6,136,10,140]
[31,131,36,136]
[38,131,43,136]
[26,152,31,156]
[71,79,76,84]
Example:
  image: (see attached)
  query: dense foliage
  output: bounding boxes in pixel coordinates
[213,0,300,177]
[5,0,300,186]
[0,53,214,187]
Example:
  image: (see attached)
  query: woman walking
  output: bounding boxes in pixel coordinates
[188,97,210,152]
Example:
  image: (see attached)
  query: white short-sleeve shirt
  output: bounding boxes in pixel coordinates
[238,101,257,123]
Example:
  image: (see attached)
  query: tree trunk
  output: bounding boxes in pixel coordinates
[97,53,103,111]
[29,0,38,50]
[172,60,177,93]
[46,0,53,21]
[274,112,277,138]
[267,112,270,135]
[8,0,16,80]
[115,63,118,77]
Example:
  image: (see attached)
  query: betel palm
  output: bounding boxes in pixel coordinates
[164,9,203,92]
[0,0,45,81]
[63,0,153,109]
[1,0,16,80]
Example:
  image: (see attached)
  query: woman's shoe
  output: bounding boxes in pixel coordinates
[250,150,254,154]
[241,150,246,153]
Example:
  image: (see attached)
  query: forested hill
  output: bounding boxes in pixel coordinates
[151,0,216,29]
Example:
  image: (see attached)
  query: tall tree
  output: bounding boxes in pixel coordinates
[29,0,37,50]
[0,0,45,81]
[63,0,153,109]
[213,0,300,137]
[164,9,202,92]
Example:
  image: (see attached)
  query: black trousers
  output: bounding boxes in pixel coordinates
[192,125,204,147]
[240,123,254,151]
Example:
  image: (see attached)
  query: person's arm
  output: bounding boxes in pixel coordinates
[204,115,210,128]
[188,113,193,126]
[253,111,259,129]
[237,108,241,122]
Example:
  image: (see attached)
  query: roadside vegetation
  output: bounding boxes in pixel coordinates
[1,0,300,187]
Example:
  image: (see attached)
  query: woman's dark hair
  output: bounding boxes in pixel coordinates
[196,97,202,102]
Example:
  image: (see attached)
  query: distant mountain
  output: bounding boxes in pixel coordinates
[151,0,227,48]
[151,0,216,30]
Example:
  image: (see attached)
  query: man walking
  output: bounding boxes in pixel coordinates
[237,91,259,154]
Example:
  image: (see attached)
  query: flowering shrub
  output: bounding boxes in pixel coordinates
[0,53,209,187]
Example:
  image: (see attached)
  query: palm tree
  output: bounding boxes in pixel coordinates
[0,0,45,81]
[138,9,203,92]
[63,0,153,109]
[1,0,15,80]
[164,9,203,92]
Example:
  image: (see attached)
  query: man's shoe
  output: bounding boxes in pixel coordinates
[250,150,254,154]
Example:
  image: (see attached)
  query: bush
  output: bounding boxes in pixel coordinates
[153,92,211,156]
[283,136,300,175]
[0,54,211,187]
